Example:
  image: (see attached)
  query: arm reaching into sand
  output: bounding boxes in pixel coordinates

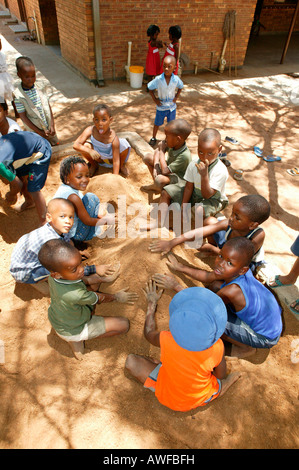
[142,280,163,347]
[166,253,216,284]
[149,218,229,254]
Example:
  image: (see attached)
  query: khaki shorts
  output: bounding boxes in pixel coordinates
[56,315,106,342]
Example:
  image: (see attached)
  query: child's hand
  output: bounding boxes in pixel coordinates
[142,280,163,304]
[149,239,172,255]
[195,160,209,177]
[166,253,183,272]
[151,273,181,291]
[114,288,139,305]
[155,97,162,106]
[89,149,102,161]
[95,262,121,281]
[99,212,117,226]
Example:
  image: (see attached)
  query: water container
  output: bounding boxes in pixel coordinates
[129,66,144,88]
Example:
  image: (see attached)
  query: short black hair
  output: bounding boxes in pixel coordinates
[147,24,160,37]
[47,197,75,214]
[93,103,112,117]
[224,237,255,267]
[59,155,88,184]
[169,25,182,40]
[237,195,270,224]
[0,100,8,112]
[16,56,34,72]
[38,238,79,273]
[198,128,221,147]
[166,119,191,141]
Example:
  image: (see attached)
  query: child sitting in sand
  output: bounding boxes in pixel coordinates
[38,239,138,359]
[125,280,240,411]
[0,100,21,136]
[14,56,58,146]
[141,118,191,192]
[149,194,270,273]
[54,155,115,242]
[153,237,283,358]
[73,103,130,177]
[10,198,120,294]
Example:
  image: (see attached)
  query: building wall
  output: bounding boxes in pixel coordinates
[1,0,258,81]
[260,1,299,33]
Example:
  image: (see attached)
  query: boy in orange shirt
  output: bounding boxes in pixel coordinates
[125,281,240,412]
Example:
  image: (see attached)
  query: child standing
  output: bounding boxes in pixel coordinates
[146,25,163,80]
[125,280,240,411]
[0,131,51,224]
[0,100,21,136]
[159,25,181,76]
[54,155,115,242]
[13,56,58,146]
[73,103,130,177]
[38,239,137,359]
[148,55,183,146]
[154,237,283,358]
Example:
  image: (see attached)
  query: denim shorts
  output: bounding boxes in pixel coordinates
[224,311,281,349]
[154,108,176,126]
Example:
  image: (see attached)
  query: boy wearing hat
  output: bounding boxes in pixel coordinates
[125,281,240,412]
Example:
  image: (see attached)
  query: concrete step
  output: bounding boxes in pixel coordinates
[8,23,28,34]
[0,10,11,19]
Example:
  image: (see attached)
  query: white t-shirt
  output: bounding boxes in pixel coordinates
[184,158,228,202]
[0,117,21,136]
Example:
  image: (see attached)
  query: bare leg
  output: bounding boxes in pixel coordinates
[269,257,299,287]
[30,190,47,225]
[219,372,241,397]
[120,148,130,176]
[222,333,257,359]
[152,124,159,140]
[125,353,159,384]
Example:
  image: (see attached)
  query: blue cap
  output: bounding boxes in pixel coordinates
[169,287,227,351]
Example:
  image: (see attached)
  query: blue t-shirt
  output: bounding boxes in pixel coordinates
[0,131,51,181]
[221,269,282,340]
[147,73,184,112]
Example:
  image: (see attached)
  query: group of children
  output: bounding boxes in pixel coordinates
[0,29,290,414]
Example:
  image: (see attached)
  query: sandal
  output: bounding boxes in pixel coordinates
[289,299,299,316]
[225,136,239,144]
[286,167,299,176]
[149,137,157,146]
[268,275,293,288]
[263,155,281,162]
[254,146,263,157]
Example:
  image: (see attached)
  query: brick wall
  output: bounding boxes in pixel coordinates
[260,1,299,33]
[98,0,257,80]
[1,0,258,81]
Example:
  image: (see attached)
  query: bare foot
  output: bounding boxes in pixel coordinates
[14,200,35,212]
[140,184,160,193]
[231,344,257,359]
[120,166,129,177]
[219,372,241,397]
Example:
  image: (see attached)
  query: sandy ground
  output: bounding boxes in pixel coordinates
[0,62,299,448]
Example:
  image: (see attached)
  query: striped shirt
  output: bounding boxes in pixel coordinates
[14,84,48,128]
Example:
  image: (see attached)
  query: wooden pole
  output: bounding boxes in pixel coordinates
[280,0,299,64]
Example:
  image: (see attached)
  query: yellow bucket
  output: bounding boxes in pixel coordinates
[129,66,144,88]
[129,66,144,74]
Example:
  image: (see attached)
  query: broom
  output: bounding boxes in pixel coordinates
[219,10,237,76]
